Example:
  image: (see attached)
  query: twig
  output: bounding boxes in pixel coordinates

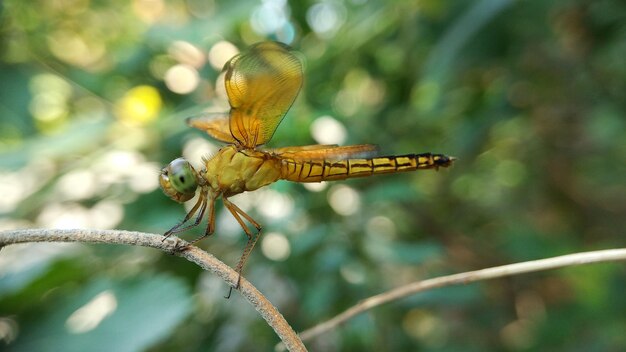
[0,228,307,352]
[291,248,626,347]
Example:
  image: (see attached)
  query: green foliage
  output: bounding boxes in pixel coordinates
[11,275,192,352]
[1,0,625,350]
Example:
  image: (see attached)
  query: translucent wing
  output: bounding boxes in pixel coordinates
[186,112,237,144]
[224,41,303,148]
[271,144,380,161]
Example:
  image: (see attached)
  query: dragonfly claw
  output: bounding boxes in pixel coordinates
[224,274,242,299]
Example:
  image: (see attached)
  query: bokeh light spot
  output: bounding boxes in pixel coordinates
[164,64,200,94]
[128,162,161,193]
[29,92,68,122]
[311,115,347,145]
[402,309,447,346]
[0,172,28,213]
[115,85,162,125]
[208,41,239,70]
[91,150,146,191]
[261,232,291,261]
[169,41,206,68]
[500,319,534,350]
[256,189,294,220]
[366,215,397,240]
[29,73,72,99]
[55,169,97,201]
[132,0,165,23]
[302,181,327,192]
[0,317,18,344]
[37,203,90,229]
[340,262,366,284]
[90,200,124,229]
[182,137,219,170]
[28,74,72,131]
[328,184,360,216]
[187,0,216,18]
[47,30,106,68]
[306,1,346,38]
[66,290,118,334]
[250,0,288,35]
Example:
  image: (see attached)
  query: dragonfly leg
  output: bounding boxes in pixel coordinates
[163,190,207,239]
[187,197,216,246]
[222,197,262,298]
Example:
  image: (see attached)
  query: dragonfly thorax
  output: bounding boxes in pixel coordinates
[204,145,282,197]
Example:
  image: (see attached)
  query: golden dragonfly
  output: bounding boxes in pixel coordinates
[160,41,455,292]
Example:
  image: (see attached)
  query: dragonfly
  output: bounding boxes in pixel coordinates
[160,41,455,294]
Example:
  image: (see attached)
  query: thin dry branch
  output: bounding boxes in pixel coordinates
[0,228,306,352]
[293,248,626,346]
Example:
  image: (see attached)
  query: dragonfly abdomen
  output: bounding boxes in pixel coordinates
[280,153,455,183]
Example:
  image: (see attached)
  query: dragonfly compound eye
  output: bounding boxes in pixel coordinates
[159,158,198,202]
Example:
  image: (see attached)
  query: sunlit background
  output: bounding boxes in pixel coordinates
[1,0,625,351]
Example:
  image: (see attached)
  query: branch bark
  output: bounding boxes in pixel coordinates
[290,248,626,347]
[0,228,306,352]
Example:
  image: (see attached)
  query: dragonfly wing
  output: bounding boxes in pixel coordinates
[186,112,237,144]
[224,41,303,148]
[269,144,340,153]
[273,144,380,161]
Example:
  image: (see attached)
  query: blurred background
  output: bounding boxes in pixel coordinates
[1,0,625,350]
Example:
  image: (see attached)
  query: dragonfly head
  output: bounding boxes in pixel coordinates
[159,158,199,203]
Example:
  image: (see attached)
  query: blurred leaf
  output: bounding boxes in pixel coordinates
[420,0,516,113]
[0,259,49,296]
[0,119,110,169]
[0,244,78,297]
[404,284,482,308]
[11,274,192,352]
[364,239,443,265]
